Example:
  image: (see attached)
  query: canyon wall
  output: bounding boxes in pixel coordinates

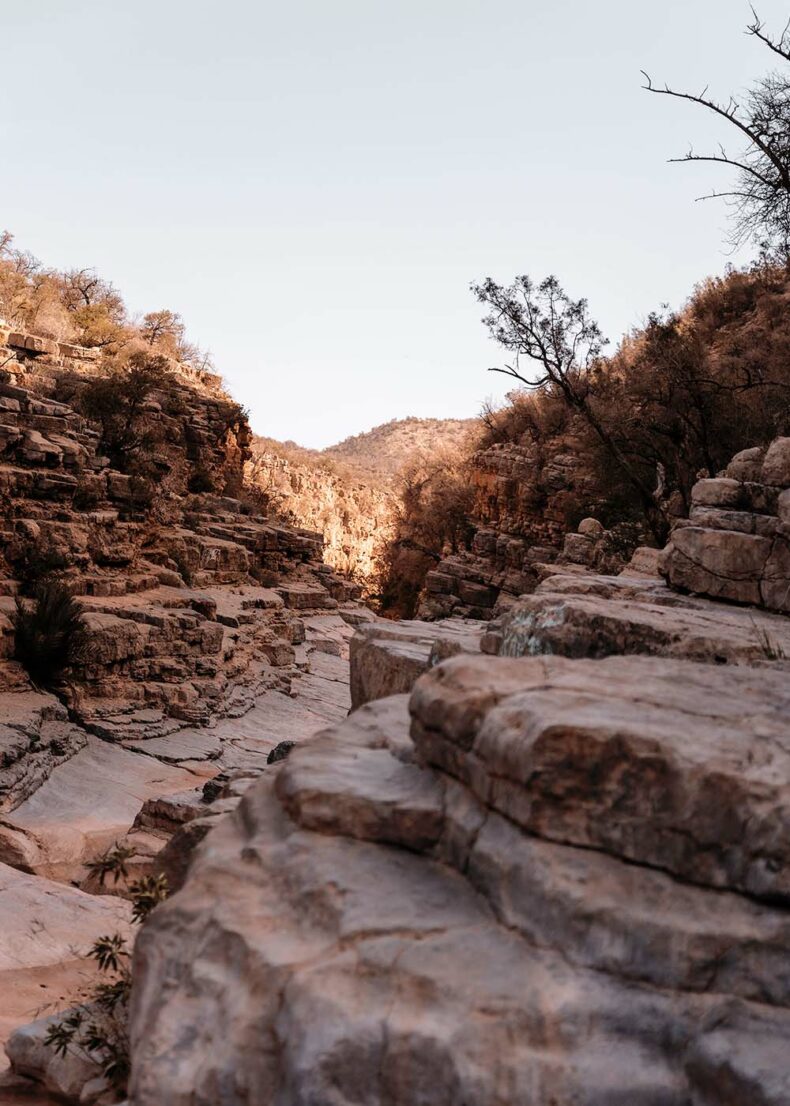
[127,442,790,1106]
[0,324,371,1104]
[246,418,476,596]
[246,439,396,585]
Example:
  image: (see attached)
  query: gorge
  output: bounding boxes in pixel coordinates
[5,1,790,1101]
[1,280,790,1104]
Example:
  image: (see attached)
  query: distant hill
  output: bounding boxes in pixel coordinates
[323,416,477,479]
[246,416,480,591]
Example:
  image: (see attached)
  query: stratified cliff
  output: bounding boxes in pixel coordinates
[128,442,790,1106]
[0,322,370,1103]
[246,417,476,595]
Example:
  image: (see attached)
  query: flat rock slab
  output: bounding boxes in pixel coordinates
[495,576,790,665]
[121,728,222,763]
[349,618,485,709]
[0,862,131,1066]
[210,689,346,775]
[0,738,198,879]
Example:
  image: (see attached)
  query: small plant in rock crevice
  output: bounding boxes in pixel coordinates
[751,618,787,661]
[44,847,169,1097]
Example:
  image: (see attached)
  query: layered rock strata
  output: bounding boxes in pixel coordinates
[663,439,790,612]
[0,328,371,1101]
[128,642,790,1104]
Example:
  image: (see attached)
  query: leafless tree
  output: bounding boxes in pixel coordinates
[472,275,668,540]
[643,8,790,257]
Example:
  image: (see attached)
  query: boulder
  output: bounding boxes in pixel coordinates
[128,654,790,1105]
[666,526,771,604]
[761,437,790,487]
[725,445,766,482]
[691,477,746,510]
[349,618,485,709]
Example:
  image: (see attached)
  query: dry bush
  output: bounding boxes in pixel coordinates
[13,580,87,688]
[477,263,790,541]
[375,448,475,617]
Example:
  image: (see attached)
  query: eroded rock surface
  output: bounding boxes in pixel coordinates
[663,439,790,612]
[0,863,132,1085]
[129,652,790,1105]
[349,616,485,708]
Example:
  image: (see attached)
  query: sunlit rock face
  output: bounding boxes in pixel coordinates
[246,418,476,597]
[129,640,790,1105]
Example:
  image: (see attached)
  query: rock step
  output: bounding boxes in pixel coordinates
[491,573,790,664]
[411,653,790,902]
[349,616,486,708]
[0,737,199,879]
[129,682,790,1105]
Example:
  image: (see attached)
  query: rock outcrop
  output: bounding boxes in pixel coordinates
[127,487,790,1105]
[246,439,397,586]
[0,327,374,1100]
[6,315,790,1106]
[128,644,790,1104]
[663,439,790,613]
[246,418,476,595]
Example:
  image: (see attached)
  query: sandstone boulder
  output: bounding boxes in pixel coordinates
[349,618,485,708]
[128,652,790,1105]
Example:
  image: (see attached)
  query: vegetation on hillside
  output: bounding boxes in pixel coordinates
[0,234,251,503]
[375,446,476,617]
[0,231,212,366]
[376,10,790,613]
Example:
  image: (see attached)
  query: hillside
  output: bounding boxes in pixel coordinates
[246,416,479,592]
[323,416,476,478]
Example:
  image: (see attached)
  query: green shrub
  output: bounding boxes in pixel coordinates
[45,855,169,1096]
[13,580,87,687]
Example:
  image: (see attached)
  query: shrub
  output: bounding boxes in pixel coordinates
[45,854,169,1097]
[13,580,87,687]
[77,351,171,470]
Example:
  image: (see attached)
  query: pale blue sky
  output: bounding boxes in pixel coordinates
[2,0,786,446]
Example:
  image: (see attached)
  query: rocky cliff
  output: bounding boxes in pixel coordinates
[125,441,790,1106]
[246,417,476,595]
[0,325,372,1104]
[246,438,396,587]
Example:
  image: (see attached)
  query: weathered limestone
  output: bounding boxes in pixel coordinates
[0,693,86,814]
[128,650,790,1105]
[349,617,485,708]
[663,437,790,612]
[0,862,131,1088]
[412,653,790,899]
[0,738,199,879]
[487,571,790,664]
[0,327,380,1103]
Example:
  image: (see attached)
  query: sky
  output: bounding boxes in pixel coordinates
[1,0,787,447]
